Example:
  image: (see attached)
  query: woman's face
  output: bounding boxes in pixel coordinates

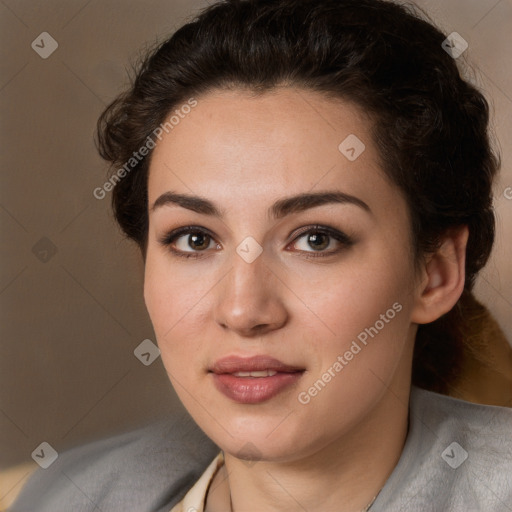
[144,87,421,462]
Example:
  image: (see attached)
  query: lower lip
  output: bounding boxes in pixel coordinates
[212,372,304,404]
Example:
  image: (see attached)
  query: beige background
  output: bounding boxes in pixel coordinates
[1,0,511,491]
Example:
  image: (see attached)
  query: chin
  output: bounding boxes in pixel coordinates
[204,415,313,463]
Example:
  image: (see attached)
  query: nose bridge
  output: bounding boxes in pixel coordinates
[226,226,269,294]
[226,247,271,307]
[214,244,288,334]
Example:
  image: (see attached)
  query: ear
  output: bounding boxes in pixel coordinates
[411,226,469,325]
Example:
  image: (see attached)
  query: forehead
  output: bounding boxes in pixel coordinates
[147,87,396,214]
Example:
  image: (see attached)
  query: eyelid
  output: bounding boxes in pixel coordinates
[158,225,215,246]
[290,224,354,246]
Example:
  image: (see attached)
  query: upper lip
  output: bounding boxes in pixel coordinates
[210,355,304,374]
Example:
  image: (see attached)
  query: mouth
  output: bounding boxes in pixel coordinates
[231,369,279,377]
[209,355,305,404]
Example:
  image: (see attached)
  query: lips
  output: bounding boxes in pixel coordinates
[211,355,304,374]
[210,355,305,404]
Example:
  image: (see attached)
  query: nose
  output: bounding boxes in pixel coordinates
[214,248,288,337]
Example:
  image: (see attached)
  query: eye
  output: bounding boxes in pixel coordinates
[289,225,354,257]
[159,224,354,259]
[159,226,220,258]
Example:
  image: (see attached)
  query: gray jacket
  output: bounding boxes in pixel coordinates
[10,387,512,511]
[9,412,218,512]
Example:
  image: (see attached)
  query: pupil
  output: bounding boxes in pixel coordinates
[190,233,209,250]
[308,233,328,250]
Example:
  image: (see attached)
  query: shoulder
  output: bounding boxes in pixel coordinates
[410,386,512,453]
[9,413,218,512]
[374,386,512,511]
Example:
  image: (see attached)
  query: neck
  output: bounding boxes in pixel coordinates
[206,380,411,512]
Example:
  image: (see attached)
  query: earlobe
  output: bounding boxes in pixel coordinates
[411,226,469,325]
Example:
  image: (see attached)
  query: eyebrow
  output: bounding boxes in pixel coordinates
[150,190,371,219]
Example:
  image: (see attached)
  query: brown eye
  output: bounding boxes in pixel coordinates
[186,232,211,251]
[159,226,219,258]
[304,232,330,251]
[290,225,354,257]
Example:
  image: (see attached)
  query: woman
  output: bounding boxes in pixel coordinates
[9,0,512,511]
[96,0,512,509]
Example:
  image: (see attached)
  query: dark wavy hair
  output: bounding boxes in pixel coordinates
[96,0,500,395]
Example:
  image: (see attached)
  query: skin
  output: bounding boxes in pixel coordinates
[144,87,468,512]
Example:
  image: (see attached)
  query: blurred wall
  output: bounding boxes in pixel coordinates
[1,0,511,489]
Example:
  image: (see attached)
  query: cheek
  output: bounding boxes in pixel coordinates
[144,258,174,332]
[145,252,203,325]
[293,267,412,430]
[288,244,415,406]
[143,254,214,365]
[288,248,412,347]
[144,266,212,410]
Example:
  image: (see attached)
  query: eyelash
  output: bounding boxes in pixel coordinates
[158,224,354,260]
